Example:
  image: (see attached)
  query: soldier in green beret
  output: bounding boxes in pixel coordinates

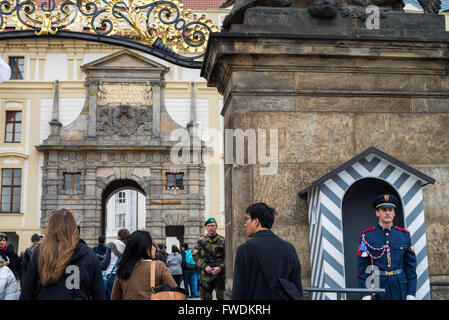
[193,217,225,300]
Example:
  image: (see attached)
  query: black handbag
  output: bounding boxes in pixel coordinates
[248,242,302,300]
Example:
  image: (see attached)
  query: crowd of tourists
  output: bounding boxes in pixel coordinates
[0,208,212,300]
[1,202,305,301]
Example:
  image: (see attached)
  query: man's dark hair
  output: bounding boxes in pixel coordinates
[245,202,275,229]
[98,235,105,243]
[31,233,41,243]
[182,243,188,250]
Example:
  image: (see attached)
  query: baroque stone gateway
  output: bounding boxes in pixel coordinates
[37,50,207,247]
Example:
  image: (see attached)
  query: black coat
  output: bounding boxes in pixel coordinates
[2,246,20,279]
[20,239,106,300]
[231,229,303,300]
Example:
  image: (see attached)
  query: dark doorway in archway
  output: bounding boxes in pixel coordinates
[166,226,185,252]
[101,179,146,238]
[342,178,403,300]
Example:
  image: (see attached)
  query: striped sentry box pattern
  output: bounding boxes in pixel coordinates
[301,147,435,300]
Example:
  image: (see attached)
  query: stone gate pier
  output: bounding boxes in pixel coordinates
[201,7,449,299]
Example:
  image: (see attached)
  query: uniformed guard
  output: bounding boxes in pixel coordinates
[193,217,225,300]
[357,194,417,300]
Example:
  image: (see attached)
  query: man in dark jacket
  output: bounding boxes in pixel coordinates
[20,233,41,287]
[20,239,106,300]
[231,202,303,300]
[93,236,107,261]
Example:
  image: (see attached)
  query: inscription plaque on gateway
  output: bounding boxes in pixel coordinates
[97,82,152,107]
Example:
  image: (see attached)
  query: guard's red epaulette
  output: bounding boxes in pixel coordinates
[395,226,410,233]
[362,226,376,234]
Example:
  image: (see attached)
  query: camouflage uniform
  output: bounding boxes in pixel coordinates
[193,234,225,300]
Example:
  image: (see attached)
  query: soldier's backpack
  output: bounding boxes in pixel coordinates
[184,250,196,269]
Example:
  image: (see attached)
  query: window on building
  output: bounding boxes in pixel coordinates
[1,168,21,212]
[64,173,81,191]
[8,57,24,80]
[115,191,127,228]
[167,173,184,190]
[5,111,22,143]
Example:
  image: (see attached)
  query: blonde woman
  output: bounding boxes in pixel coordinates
[20,208,106,300]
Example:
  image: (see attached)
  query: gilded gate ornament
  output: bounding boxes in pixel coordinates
[0,0,219,65]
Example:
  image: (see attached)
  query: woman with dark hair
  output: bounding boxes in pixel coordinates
[111,230,177,300]
[20,208,106,300]
[166,245,183,286]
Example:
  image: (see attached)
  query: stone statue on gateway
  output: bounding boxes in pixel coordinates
[222,0,441,29]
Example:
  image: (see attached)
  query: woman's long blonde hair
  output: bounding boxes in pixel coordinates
[38,208,79,286]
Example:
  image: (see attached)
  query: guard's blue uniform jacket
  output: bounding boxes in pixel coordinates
[357,224,417,300]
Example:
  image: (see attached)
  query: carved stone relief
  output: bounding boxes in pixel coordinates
[97,105,152,136]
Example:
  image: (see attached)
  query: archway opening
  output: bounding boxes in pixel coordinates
[102,179,146,243]
[342,178,404,300]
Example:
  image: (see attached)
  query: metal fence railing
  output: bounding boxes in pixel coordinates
[226,283,449,300]
[430,282,449,287]
[225,287,385,300]
[430,282,449,299]
[303,287,385,300]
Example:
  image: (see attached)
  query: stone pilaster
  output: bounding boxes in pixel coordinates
[86,81,97,140]
[48,80,62,143]
[152,83,161,138]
